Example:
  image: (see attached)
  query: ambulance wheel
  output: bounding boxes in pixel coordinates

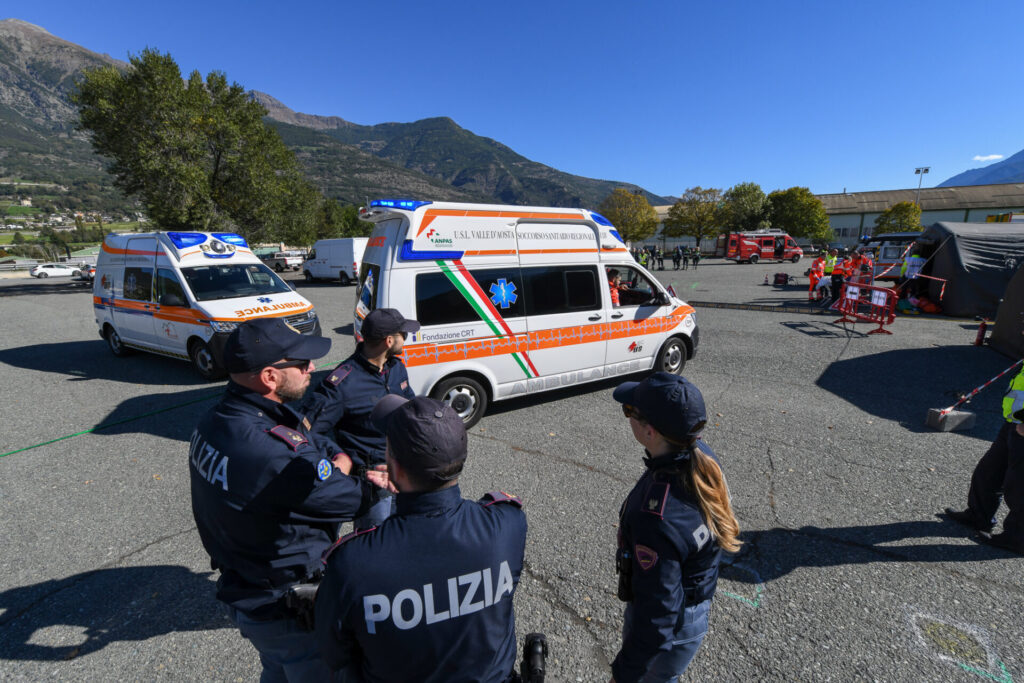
[432,376,488,428]
[104,325,134,357]
[339,272,351,286]
[655,337,687,375]
[791,255,801,263]
[749,255,759,264]
[189,340,226,381]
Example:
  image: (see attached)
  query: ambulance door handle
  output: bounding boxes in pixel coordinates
[588,314,601,321]
[611,312,624,319]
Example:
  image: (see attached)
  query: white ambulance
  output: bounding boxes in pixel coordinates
[94,231,321,379]
[354,199,700,426]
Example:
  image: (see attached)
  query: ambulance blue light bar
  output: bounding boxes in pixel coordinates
[399,239,464,261]
[589,211,614,227]
[167,232,207,249]
[371,199,433,210]
[213,233,248,248]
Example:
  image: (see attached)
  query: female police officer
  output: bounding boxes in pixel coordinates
[610,372,741,683]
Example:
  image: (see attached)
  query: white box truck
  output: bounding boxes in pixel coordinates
[302,237,368,285]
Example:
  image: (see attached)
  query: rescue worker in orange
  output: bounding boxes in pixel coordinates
[808,253,826,300]
[828,254,849,303]
[608,268,628,307]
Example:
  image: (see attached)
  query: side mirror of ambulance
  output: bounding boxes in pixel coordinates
[288,282,297,291]
[159,292,187,307]
[655,292,670,306]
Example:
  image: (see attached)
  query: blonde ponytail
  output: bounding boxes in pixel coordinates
[684,446,741,553]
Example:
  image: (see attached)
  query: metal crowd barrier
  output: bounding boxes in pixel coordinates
[832,283,897,335]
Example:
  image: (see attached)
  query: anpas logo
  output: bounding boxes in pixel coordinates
[627,341,644,354]
[426,228,453,246]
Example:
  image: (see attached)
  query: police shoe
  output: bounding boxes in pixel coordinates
[942,507,993,533]
[981,532,1024,556]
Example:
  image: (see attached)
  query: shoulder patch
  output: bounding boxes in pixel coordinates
[325,363,354,387]
[268,425,308,450]
[643,482,670,519]
[321,526,378,565]
[316,458,333,481]
[480,490,523,508]
[635,544,659,571]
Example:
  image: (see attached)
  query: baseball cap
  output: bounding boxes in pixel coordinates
[612,372,707,443]
[222,317,331,373]
[371,395,467,482]
[362,308,420,340]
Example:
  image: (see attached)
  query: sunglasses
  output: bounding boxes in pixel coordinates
[621,404,646,422]
[268,359,311,371]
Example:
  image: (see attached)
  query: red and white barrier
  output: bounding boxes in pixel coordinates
[832,283,897,335]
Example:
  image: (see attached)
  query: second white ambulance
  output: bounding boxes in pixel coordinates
[94,231,320,379]
[354,199,700,426]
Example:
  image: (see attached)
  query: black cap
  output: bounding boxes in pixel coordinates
[222,317,331,373]
[612,372,707,443]
[371,395,467,482]
[362,308,420,341]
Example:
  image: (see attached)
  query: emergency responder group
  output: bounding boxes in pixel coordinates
[189,308,742,682]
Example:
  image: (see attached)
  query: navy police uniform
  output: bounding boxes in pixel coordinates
[315,486,527,682]
[190,381,373,617]
[305,347,415,468]
[613,444,722,683]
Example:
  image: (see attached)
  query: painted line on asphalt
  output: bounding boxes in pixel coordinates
[0,358,345,459]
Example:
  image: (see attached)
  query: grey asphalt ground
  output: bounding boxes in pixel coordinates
[1,259,1021,682]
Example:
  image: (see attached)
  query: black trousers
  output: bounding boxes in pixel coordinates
[967,421,1024,539]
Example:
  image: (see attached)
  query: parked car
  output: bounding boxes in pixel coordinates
[30,263,78,278]
[261,252,304,272]
[74,265,96,280]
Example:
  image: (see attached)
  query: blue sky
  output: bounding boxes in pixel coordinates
[13,0,1023,200]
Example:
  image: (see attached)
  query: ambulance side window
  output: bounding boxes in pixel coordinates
[123,266,153,301]
[522,266,599,315]
[415,268,524,326]
[156,268,187,306]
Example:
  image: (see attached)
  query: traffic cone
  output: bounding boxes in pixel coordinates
[763,273,769,285]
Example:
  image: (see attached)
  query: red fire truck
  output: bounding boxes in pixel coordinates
[724,231,803,264]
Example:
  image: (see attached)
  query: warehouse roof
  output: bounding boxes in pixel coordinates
[818,183,1024,214]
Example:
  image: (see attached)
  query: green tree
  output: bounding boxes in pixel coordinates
[74,49,319,244]
[11,231,24,245]
[873,201,921,235]
[766,187,832,241]
[722,182,769,232]
[663,187,723,249]
[597,188,658,243]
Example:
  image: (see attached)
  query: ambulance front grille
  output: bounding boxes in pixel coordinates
[285,312,317,334]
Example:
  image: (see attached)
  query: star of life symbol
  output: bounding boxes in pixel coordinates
[489,279,518,309]
[257,297,272,303]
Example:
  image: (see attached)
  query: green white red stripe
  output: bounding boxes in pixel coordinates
[436,259,538,378]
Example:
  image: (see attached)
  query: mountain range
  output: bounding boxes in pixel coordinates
[0,18,668,212]
[937,148,1024,187]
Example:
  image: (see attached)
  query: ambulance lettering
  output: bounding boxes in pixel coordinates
[362,561,515,633]
[233,301,305,317]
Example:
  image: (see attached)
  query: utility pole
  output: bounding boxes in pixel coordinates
[914,167,930,206]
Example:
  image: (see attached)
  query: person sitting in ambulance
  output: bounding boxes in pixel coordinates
[608,268,628,306]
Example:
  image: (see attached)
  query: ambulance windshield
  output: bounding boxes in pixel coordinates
[181,263,292,302]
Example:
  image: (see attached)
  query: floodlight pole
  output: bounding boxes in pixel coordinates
[914,166,930,206]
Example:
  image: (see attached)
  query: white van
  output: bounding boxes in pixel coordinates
[94,231,321,379]
[353,199,700,426]
[303,237,369,285]
[860,231,920,280]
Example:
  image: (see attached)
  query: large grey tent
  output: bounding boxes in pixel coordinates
[916,221,1024,318]
[991,264,1024,358]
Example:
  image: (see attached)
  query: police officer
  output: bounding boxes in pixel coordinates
[305,307,419,528]
[189,318,390,682]
[610,373,742,683]
[945,344,1024,555]
[315,395,527,682]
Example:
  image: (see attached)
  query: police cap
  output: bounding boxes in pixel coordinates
[362,308,421,341]
[613,372,707,443]
[223,317,331,373]
[371,395,467,482]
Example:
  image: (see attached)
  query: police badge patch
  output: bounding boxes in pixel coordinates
[635,544,658,571]
[317,459,332,481]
